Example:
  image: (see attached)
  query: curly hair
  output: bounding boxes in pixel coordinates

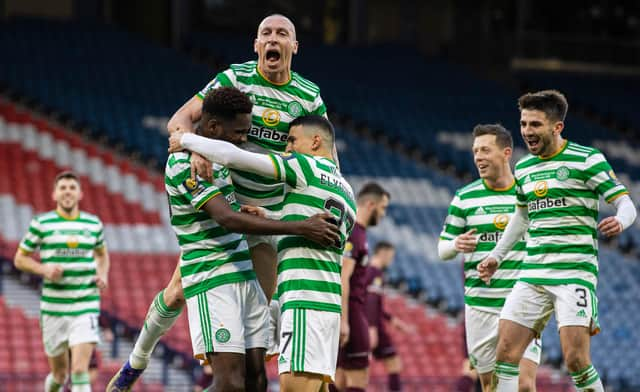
[518,89,568,122]
[202,86,253,120]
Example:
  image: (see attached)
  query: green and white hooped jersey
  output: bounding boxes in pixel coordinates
[514,140,628,291]
[197,60,327,209]
[165,152,254,299]
[268,152,356,314]
[19,211,105,317]
[440,179,526,313]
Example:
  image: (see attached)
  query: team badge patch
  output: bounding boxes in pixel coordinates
[556,166,570,181]
[215,328,231,343]
[287,101,303,116]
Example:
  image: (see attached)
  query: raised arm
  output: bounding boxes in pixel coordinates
[167,96,203,134]
[172,133,277,180]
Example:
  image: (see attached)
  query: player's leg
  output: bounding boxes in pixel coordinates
[206,352,246,391]
[43,315,70,391]
[518,358,538,392]
[243,279,270,392]
[280,372,326,392]
[375,324,401,392]
[553,284,603,391]
[69,342,95,392]
[338,303,370,392]
[45,352,69,392]
[245,348,267,392]
[108,261,184,390]
[464,306,499,392]
[382,356,402,392]
[279,309,340,392]
[494,282,552,391]
[67,313,100,391]
[248,239,278,300]
[518,338,541,392]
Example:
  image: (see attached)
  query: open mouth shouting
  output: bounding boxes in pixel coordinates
[525,135,541,151]
[265,48,281,66]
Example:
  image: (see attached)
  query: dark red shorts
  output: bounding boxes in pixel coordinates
[372,322,396,359]
[337,301,370,369]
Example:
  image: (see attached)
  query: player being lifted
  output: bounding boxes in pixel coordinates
[439,124,540,391]
[108,14,330,388]
[333,182,390,392]
[15,172,110,392]
[110,88,339,391]
[477,90,637,391]
[170,115,355,392]
[365,241,415,392]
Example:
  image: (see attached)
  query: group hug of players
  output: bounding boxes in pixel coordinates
[13,12,637,392]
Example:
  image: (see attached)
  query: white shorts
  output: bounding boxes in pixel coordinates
[500,281,600,337]
[278,308,340,381]
[465,306,541,374]
[246,234,279,250]
[186,279,269,360]
[265,297,281,360]
[41,313,100,357]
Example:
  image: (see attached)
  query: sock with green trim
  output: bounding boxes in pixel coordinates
[571,365,604,391]
[130,290,183,369]
[44,373,63,392]
[494,361,519,391]
[71,372,91,392]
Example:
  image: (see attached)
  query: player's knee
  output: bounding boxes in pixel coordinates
[496,337,520,363]
[226,373,246,392]
[52,368,67,383]
[563,348,590,373]
[163,283,184,309]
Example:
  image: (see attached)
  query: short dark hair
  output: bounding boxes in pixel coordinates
[518,90,568,122]
[472,124,513,150]
[289,115,335,144]
[54,171,80,187]
[202,87,253,121]
[373,241,395,254]
[357,182,390,202]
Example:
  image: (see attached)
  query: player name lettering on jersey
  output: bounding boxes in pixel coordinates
[320,173,353,197]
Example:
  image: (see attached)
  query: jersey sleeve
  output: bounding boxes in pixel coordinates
[439,194,466,240]
[583,151,629,203]
[515,176,528,207]
[195,69,237,100]
[19,217,43,254]
[94,220,106,249]
[268,152,310,190]
[168,161,223,210]
[310,92,327,116]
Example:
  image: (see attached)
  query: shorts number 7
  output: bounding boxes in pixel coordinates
[281,331,293,353]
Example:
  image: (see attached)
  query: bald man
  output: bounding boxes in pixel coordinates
[108,14,331,392]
